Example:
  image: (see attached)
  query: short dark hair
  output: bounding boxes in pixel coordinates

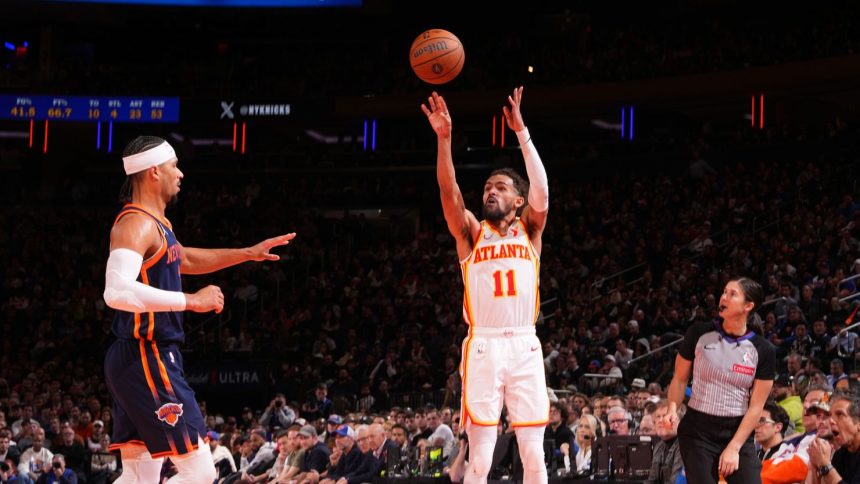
[391,423,408,434]
[550,402,569,422]
[763,402,790,437]
[488,168,529,199]
[119,135,166,202]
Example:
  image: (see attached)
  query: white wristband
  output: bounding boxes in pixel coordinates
[104,248,186,312]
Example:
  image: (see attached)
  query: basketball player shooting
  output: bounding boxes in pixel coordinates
[422,87,550,484]
[102,136,295,483]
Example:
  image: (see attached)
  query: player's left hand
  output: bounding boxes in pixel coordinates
[502,86,526,132]
[718,445,740,477]
[248,233,296,261]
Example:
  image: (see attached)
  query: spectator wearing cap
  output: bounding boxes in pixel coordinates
[320,424,371,484]
[207,430,236,477]
[85,420,105,454]
[240,406,257,430]
[320,415,343,444]
[808,391,860,483]
[302,384,333,421]
[295,424,331,484]
[261,393,296,434]
[772,374,804,435]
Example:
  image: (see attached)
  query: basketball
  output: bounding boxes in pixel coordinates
[409,29,465,85]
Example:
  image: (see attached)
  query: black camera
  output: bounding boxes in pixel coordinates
[275,400,283,408]
[52,462,62,469]
[0,462,10,472]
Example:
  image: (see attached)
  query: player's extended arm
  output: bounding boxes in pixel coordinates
[503,87,548,243]
[180,233,295,275]
[104,215,223,313]
[421,91,480,259]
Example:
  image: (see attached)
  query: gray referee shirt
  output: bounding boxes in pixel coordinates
[679,321,776,417]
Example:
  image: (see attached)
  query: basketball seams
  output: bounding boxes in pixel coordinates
[410,29,464,84]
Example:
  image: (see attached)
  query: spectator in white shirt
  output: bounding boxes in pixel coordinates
[425,410,455,458]
[18,428,52,482]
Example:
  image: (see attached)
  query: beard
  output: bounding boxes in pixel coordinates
[482,202,507,221]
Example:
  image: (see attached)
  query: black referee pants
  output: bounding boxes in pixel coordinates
[678,407,761,484]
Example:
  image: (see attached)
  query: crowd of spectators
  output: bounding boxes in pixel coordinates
[2,38,860,479]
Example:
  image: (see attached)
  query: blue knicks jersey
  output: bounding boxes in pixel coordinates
[111,204,185,344]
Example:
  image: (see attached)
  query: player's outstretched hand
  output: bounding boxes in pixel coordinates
[187,285,224,314]
[502,86,526,132]
[421,91,452,138]
[248,233,296,261]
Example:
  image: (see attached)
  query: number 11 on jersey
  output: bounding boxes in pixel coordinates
[493,270,517,297]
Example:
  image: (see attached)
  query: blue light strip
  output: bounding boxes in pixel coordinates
[363,120,368,151]
[3,42,14,51]
[629,106,634,140]
[620,107,625,139]
[108,122,113,152]
[96,122,101,150]
[371,119,376,151]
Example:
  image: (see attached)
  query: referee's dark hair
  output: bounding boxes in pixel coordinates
[733,277,765,334]
[763,401,790,437]
[830,391,860,422]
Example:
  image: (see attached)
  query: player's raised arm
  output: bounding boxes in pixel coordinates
[421,91,480,259]
[503,86,548,246]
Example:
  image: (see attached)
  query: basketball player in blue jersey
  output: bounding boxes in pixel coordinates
[422,87,550,484]
[102,136,295,483]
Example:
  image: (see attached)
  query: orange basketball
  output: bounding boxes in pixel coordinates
[409,29,465,85]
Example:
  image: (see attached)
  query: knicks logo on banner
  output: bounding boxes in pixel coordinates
[732,364,755,376]
[155,403,184,426]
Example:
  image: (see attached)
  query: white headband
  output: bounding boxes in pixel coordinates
[122,141,176,175]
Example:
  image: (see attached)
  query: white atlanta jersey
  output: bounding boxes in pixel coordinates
[460,219,540,328]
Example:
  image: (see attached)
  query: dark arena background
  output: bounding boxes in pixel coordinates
[2,0,860,482]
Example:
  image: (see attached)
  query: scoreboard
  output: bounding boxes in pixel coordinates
[0,95,179,122]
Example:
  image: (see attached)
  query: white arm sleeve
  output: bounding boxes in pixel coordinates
[516,127,549,212]
[103,248,186,312]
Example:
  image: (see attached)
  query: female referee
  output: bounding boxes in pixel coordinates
[667,277,776,483]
